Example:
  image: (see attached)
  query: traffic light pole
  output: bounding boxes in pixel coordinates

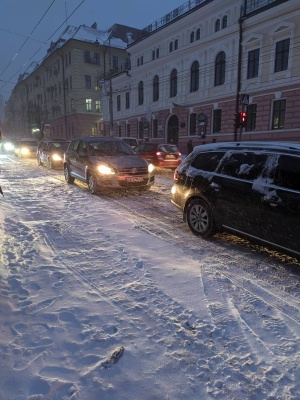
[234,16,244,141]
[239,104,245,141]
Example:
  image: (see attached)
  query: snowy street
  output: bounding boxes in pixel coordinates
[1,153,300,400]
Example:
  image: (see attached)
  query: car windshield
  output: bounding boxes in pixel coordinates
[158,144,179,154]
[88,140,134,156]
[49,142,69,151]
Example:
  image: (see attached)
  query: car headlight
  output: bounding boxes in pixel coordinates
[4,142,14,151]
[51,153,62,161]
[148,163,154,173]
[97,165,115,175]
[20,147,29,155]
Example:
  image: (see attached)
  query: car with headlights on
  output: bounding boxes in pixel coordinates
[1,139,15,153]
[14,138,39,157]
[134,142,182,170]
[171,141,300,259]
[37,139,69,169]
[63,136,155,194]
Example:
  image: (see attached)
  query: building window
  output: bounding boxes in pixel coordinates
[190,61,199,92]
[215,19,220,32]
[86,99,92,112]
[174,39,178,50]
[274,38,290,72]
[170,69,177,98]
[69,52,72,65]
[95,100,101,112]
[190,31,195,43]
[153,119,158,138]
[138,81,144,105]
[126,123,130,137]
[117,95,121,111]
[126,92,130,109]
[152,50,155,60]
[153,75,159,102]
[84,51,91,63]
[93,52,100,65]
[245,104,256,131]
[137,58,140,67]
[222,16,228,29]
[189,113,197,135]
[140,56,144,65]
[156,48,159,58]
[213,109,222,133]
[247,48,260,79]
[196,29,201,40]
[272,99,286,129]
[85,75,91,89]
[169,42,173,52]
[215,51,226,86]
[113,56,119,70]
[118,125,122,137]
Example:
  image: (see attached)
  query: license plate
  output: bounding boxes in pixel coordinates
[126,177,144,182]
[165,155,175,159]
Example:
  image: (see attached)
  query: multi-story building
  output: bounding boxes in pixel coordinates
[4,23,144,139]
[102,0,300,153]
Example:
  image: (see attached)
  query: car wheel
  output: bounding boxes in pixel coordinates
[186,198,216,237]
[88,174,98,194]
[64,165,75,184]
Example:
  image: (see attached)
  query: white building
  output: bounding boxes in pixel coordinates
[102,0,300,153]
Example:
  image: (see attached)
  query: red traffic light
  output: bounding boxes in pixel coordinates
[239,111,247,127]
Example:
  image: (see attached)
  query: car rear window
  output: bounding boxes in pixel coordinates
[158,144,179,153]
[191,151,225,172]
[21,140,38,146]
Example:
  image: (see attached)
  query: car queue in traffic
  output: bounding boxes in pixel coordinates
[1,136,300,259]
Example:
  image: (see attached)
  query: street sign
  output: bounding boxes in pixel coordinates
[240,93,249,105]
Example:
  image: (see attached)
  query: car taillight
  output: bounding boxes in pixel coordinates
[173,170,179,181]
[156,151,162,157]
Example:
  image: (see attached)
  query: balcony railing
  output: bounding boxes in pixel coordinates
[143,0,207,33]
[241,0,287,16]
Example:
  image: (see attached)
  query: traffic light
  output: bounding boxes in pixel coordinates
[239,111,247,127]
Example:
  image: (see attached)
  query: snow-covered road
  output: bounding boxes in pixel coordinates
[1,153,300,400]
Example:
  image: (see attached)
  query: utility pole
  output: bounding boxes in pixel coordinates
[108,37,114,136]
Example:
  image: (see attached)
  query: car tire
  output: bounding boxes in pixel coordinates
[186,198,216,237]
[64,165,75,184]
[87,174,99,194]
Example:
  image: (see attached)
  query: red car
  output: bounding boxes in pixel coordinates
[134,142,181,170]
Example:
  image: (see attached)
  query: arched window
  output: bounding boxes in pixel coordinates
[215,51,226,86]
[152,50,155,60]
[140,56,144,65]
[174,39,178,50]
[170,69,177,98]
[138,81,144,105]
[190,61,199,92]
[156,48,160,58]
[222,15,228,29]
[169,42,173,53]
[215,19,220,32]
[196,28,201,40]
[190,31,195,43]
[153,75,159,102]
[137,58,140,67]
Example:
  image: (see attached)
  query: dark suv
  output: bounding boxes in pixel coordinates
[171,141,300,258]
[64,136,154,194]
[37,139,69,169]
[134,142,181,170]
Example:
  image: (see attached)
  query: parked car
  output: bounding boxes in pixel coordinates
[63,136,155,194]
[134,142,182,170]
[14,138,39,157]
[37,139,69,169]
[171,141,300,259]
[121,138,141,149]
[1,139,15,153]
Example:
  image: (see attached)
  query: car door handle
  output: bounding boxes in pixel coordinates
[210,182,221,191]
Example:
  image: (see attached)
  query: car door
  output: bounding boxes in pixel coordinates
[211,151,269,237]
[259,153,300,256]
[74,140,88,180]
[67,139,80,176]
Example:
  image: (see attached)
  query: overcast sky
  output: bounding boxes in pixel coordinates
[0,0,184,102]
